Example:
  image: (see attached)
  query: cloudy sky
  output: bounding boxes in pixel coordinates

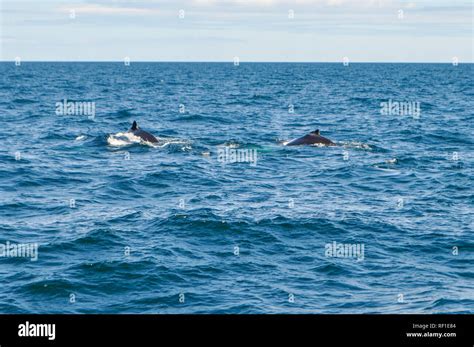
[1,0,472,62]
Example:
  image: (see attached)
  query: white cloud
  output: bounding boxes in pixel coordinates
[59,4,160,15]
[191,0,395,6]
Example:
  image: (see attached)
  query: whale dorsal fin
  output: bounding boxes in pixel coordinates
[131,121,138,131]
[311,129,320,135]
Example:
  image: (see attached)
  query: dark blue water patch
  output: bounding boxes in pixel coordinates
[428,298,474,312]
[11,98,37,104]
[112,108,136,118]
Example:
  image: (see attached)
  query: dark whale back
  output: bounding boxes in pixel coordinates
[133,129,158,143]
[128,121,158,143]
[286,129,335,146]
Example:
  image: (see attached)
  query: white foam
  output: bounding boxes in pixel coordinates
[152,139,191,149]
[374,166,401,174]
[107,132,190,149]
[340,141,372,150]
[107,132,141,147]
[309,142,327,147]
[75,135,86,141]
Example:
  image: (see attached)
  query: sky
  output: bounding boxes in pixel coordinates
[0,0,473,62]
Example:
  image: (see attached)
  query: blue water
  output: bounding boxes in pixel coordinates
[0,62,472,313]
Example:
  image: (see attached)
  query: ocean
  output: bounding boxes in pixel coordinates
[0,62,472,313]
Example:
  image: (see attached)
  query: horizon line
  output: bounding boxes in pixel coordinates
[1,60,472,64]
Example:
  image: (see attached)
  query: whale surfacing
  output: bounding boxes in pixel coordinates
[285,129,335,146]
[129,121,158,143]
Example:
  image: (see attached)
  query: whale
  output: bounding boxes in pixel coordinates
[128,121,158,143]
[285,129,335,146]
